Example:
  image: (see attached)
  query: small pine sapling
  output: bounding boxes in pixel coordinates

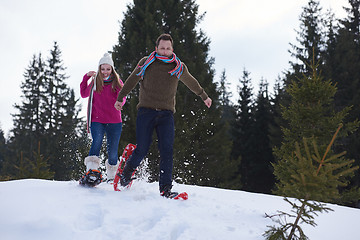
[264,125,358,240]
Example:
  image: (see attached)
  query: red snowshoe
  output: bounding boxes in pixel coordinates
[113,143,136,191]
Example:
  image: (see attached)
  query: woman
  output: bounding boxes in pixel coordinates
[80,53,125,182]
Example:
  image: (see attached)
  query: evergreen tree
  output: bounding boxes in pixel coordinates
[343,0,360,39]
[0,126,7,180]
[250,79,275,193]
[218,69,236,137]
[43,42,70,132]
[277,0,360,204]
[282,0,326,116]
[113,0,231,186]
[24,142,54,179]
[326,0,360,193]
[322,8,338,82]
[265,127,357,240]
[329,0,360,110]
[41,42,82,180]
[268,77,287,151]
[11,54,46,151]
[6,54,47,177]
[7,43,83,180]
[207,69,240,189]
[231,69,254,190]
[273,60,359,205]
[289,0,325,75]
[218,69,232,107]
[14,152,30,179]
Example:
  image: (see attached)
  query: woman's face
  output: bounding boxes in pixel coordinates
[100,64,112,78]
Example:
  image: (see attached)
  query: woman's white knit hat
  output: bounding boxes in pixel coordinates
[98,53,114,68]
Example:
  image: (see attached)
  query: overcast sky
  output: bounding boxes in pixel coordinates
[0,0,348,136]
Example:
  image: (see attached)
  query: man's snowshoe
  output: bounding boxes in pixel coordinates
[119,163,137,187]
[113,143,136,191]
[79,169,103,187]
[160,185,188,200]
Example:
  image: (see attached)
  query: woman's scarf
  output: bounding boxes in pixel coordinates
[103,75,112,83]
[136,51,184,79]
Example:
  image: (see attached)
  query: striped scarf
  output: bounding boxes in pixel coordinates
[136,51,184,79]
[103,75,113,83]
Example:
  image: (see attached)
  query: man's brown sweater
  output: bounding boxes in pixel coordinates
[117,57,208,113]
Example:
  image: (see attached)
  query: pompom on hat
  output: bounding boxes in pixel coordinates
[98,53,114,69]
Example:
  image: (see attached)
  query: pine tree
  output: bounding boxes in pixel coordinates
[14,152,30,179]
[204,69,239,188]
[218,69,236,138]
[278,0,360,206]
[322,9,338,82]
[43,42,70,132]
[11,54,46,154]
[269,77,287,152]
[7,43,83,180]
[218,69,232,107]
[330,0,360,110]
[6,54,47,177]
[11,143,54,180]
[289,0,325,75]
[113,0,230,186]
[41,42,82,180]
[325,0,360,194]
[231,69,254,190]
[0,127,8,180]
[250,79,275,193]
[265,126,358,240]
[26,142,54,179]
[273,60,359,204]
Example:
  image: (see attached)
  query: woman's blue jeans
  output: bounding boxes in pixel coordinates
[127,108,175,188]
[89,122,122,165]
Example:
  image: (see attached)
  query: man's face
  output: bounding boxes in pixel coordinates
[155,40,173,58]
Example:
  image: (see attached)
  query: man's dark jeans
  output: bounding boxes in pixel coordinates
[127,107,175,188]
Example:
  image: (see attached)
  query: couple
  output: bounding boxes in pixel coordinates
[80,33,212,198]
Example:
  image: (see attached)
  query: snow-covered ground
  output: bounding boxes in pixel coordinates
[0,179,359,240]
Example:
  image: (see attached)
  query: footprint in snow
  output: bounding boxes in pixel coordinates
[75,204,104,231]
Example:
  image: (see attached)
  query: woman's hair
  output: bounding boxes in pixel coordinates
[94,65,123,93]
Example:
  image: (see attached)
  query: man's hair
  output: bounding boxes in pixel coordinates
[156,33,173,47]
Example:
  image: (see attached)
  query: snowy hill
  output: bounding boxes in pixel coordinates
[0,179,359,240]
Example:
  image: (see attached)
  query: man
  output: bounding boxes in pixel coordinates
[114,33,212,198]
